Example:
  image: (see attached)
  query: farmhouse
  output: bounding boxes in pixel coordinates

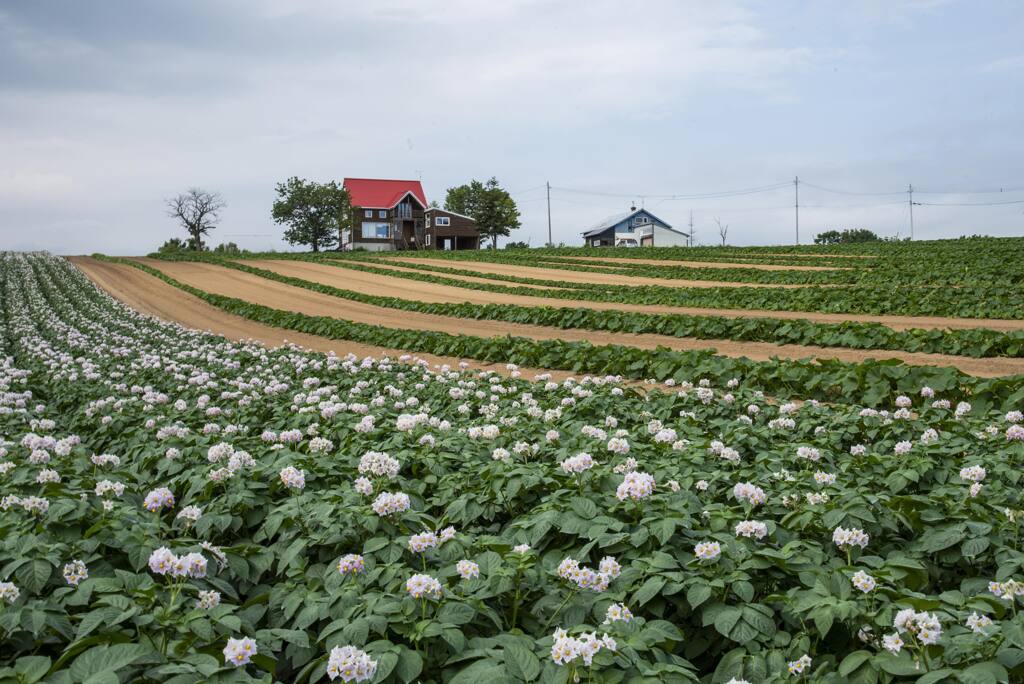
[582,207,690,247]
[341,177,480,251]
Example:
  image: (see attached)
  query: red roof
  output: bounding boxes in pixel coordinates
[343,178,427,209]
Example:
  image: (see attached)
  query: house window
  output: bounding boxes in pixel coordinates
[378,209,387,218]
[361,222,390,239]
[425,234,432,246]
[634,216,649,225]
[363,210,373,218]
[435,216,451,226]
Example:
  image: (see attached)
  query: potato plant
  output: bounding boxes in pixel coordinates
[2,252,1024,683]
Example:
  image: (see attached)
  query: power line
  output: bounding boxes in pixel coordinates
[799,181,906,197]
[550,181,791,201]
[916,198,1024,206]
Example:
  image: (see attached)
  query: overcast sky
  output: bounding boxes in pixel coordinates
[1,0,1022,254]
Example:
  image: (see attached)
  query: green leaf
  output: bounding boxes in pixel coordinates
[687,583,713,609]
[504,643,542,682]
[876,651,924,676]
[713,607,742,638]
[437,602,476,626]
[12,656,50,684]
[17,560,51,594]
[959,661,1008,684]
[69,644,154,681]
[569,497,598,520]
[838,650,872,677]
[394,648,423,684]
[633,576,667,607]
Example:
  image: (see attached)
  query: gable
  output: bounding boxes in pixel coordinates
[343,178,428,209]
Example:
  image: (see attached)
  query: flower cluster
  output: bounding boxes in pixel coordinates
[988,578,1024,601]
[560,452,595,474]
[337,554,365,576]
[143,487,175,512]
[0,581,20,603]
[850,570,876,593]
[326,645,378,682]
[358,451,400,478]
[735,520,768,540]
[550,628,617,667]
[456,559,480,580]
[694,540,722,562]
[832,526,870,551]
[147,547,208,578]
[732,481,767,507]
[197,590,221,610]
[62,559,88,586]
[616,471,655,501]
[279,465,306,490]
[371,491,410,517]
[603,603,633,623]
[885,609,942,650]
[787,655,812,675]
[556,556,621,592]
[405,573,443,599]
[223,636,258,666]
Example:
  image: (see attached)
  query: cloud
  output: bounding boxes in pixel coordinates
[0,0,1022,253]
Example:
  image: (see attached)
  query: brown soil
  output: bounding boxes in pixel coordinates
[383,257,806,289]
[347,259,559,290]
[249,258,1024,333]
[117,258,1024,377]
[550,256,850,272]
[68,257,584,382]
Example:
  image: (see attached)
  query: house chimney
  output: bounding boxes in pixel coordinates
[630,204,636,212]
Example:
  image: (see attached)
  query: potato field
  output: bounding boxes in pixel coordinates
[3,242,1024,683]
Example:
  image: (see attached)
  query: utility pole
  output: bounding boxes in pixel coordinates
[908,184,914,240]
[546,181,552,247]
[794,176,800,245]
[688,210,694,247]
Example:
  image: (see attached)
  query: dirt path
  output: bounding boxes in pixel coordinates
[249,258,1024,333]
[549,256,851,272]
[123,258,1024,377]
[383,257,807,289]
[68,257,586,383]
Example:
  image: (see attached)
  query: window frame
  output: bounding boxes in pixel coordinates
[378,209,387,219]
[360,221,390,239]
[363,209,373,218]
[435,216,451,227]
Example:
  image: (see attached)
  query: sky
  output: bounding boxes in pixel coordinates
[1,0,1022,254]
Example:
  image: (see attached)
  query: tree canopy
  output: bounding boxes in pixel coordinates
[271,177,351,252]
[165,188,225,250]
[814,228,881,244]
[444,177,520,249]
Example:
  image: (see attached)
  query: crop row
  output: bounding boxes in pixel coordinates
[135,252,1024,359]
[103,255,1024,411]
[5,252,1024,683]
[307,253,1024,320]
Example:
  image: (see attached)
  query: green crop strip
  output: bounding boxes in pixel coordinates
[199,250,1024,320]
[136,252,1024,359]
[93,254,1024,411]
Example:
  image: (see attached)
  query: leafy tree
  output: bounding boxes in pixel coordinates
[156,237,188,253]
[445,177,521,249]
[213,241,244,255]
[814,228,881,244]
[165,188,225,250]
[271,177,351,252]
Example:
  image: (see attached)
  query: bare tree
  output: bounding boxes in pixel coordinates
[715,217,729,246]
[166,188,226,250]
